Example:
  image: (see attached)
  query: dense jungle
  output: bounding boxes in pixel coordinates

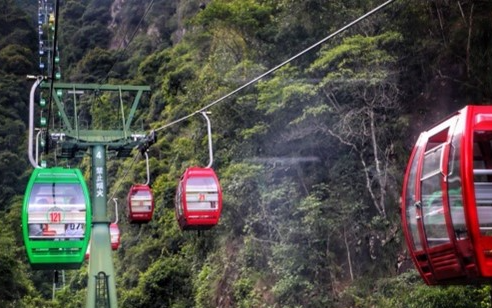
[1,0,492,307]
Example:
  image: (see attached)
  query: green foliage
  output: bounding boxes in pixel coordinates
[340,271,491,308]
[72,47,115,82]
[309,31,403,82]
[256,65,315,115]
[120,256,193,308]
[0,223,29,302]
[59,0,113,73]
[0,1,36,50]
[0,44,34,73]
[60,0,86,21]
[0,43,32,209]
[193,0,273,35]
[54,285,86,308]
[232,275,263,308]
[194,263,218,308]
[0,200,50,307]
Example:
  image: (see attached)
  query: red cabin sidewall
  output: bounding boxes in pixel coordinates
[464,105,492,277]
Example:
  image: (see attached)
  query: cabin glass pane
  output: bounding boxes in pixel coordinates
[130,189,152,213]
[176,182,184,216]
[448,128,467,239]
[405,146,422,251]
[28,183,86,239]
[186,177,218,192]
[185,177,219,212]
[422,145,450,247]
[110,225,120,245]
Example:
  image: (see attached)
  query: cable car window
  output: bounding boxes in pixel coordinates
[185,177,219,211]
[422,143,450,247]
[405,144,423,251]
[176,182,184,216]
[426,128,448,151]
[130,190,152,212]
[422,144,443,180]
[28,183,86,239]
[186,177,218,192]
[448,128,467,239]
[473,131,492,235]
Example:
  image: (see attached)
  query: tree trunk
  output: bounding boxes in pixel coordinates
[344,226,354,281]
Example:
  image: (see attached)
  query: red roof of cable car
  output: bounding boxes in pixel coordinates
[402,105,492,285]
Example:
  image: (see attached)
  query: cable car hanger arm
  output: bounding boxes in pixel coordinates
[27,75,44,169]
[201,112,214,168]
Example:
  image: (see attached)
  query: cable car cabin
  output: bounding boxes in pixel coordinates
[127,184,154,223]
[22,167,91,270]
[175,167,222,230]
[110,223,121,250]
[402,105,492,285]
[85,241,90,260]
[85,224,119,260]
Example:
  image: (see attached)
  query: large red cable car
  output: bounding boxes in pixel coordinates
[175,167,222,230]
[127,184,154,223]
[402,105,492,285]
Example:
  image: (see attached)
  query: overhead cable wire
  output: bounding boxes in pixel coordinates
[153,0,396,133]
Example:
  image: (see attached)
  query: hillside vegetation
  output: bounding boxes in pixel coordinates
[2,0,492,307]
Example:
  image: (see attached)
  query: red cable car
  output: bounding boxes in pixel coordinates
[85,223,119,260]
[175,167,222,230]
[110,223,121,250]
[127,184,154,223]
[85,241,90,260]
[402,105,492,285]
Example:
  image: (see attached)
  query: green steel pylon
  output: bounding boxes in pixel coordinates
[85,145,116,308]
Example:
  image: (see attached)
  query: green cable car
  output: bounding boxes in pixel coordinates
[22,167,92,270]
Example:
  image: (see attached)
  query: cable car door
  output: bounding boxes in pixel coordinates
[417,117,469,282]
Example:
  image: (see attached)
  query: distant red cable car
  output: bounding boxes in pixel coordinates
[85,223,119,260]
[402,105,492,285]
[127,184,154,223]
[110,223,121,250]
[127,152,154,223]
[85,241,90,260]
[175,167,222,230]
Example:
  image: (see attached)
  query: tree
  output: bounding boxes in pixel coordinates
[304,31,404,219]
[120,257,193,308]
